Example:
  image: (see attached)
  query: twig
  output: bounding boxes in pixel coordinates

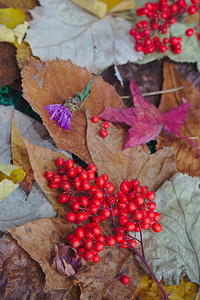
[121,86,183,99]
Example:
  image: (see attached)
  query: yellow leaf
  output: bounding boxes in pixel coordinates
[13,21,29,45]
[110,0,135,13]
[71,0,107,18]
[0,8,25,29]
[0,164,26,202]
[133,275,200,300]
[0,24,15,43]
[16,41,32,70]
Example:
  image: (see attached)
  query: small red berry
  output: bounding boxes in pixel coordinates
[56,157,65,167]
[105,236,115,247]
[102,122,109,129]
[188,4,198,15]
[152,222,162,232]
[159,44,167,53]
[58,193,68,204]
[66,212,76,222]
[129,28,137,36]
[69,237,81,248]
[44,171,55,181]
[65,159,74,169]
[91,116,99,123]
[99,129,108,138]
[92,254,100,263]
[121,275,129,285]
[185,28,194,37]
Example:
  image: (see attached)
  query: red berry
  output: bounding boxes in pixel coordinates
[67,167,77,178]
[145,191,155,201]
[75,226,85,240]
[135,43,143,52]
[65,159,74,169]
[70,237,81,248]
[134,194,144,206]
[197,32,200,40]
[99,129,108,138]
[105,236,115,247]
[148,201,157,210]
[60,180,71,191]
[170,37,178,45]
[84,250,93,261]
[159,45,167,53]
[93,189,104,199]
[94,241,104,252]
[86,170,95,181]
[188,4,198,14]
[170,3,178,13]
[84,238,93,250]
[121,275,129,285]
[152,222,162,232]
[71,201,80,211]
[79,170,88,180]
[95,234,105,242]
[125,221,135,232]
[102,122,109,129]
[91,225,102,236]
[76,165,83,174]
[185,28,194,36]
[120,181,130,193]
[133,210,143,220]
[56,157,65,167]
[77,247,85,256]
[58,193,68,204]
[87,163,97,172]
[154,212,161,222]
[48,181,59,189]
[75,211,85,222]
[66,234,75,242]
[66,212,76,222]
[129,28,137,36]
[91,116,99,123]
[78,195,89,207]
[44,171,55,180]
[92,254,100,263]
[191,0,199,4]
[81,180,91,191]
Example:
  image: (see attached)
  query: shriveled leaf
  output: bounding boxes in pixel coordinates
[0,105,60,232]
[86,110,176,192]
[22,58,125,164]
[133,275,200,300]
[99,79,190,151]
[25,0,143,73]
[0,43,20,87]
[137,172,200,285]
[137,22,200,71]
[9,217,144,298]
[11,113,34,196]
[0,234,46,299]
[156,61,200,178]
[0,7,24,29]
[16,41,32,69]
[0,164,25,201]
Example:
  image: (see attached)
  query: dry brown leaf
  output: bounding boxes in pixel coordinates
[16,41,32,69]
[156,60,200,177]
[22,57,125,164]
[86,110,176,191]
[8,139,144,299]
[11,113,34,196]
[0,233,45,299]
[22,138,71,212]
[0,42,20,88]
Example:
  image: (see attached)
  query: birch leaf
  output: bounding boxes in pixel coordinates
[137,172,200,286]
[25,0,143,73]
[0,164,25,201]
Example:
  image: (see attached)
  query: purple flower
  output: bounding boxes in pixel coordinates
[44,104,72,130]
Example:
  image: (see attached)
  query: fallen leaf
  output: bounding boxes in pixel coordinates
[16,41,32,69]
[11,113,34,196]
[0,7,24,29]
[0,42,21,88]
[86,110,176,192]
[133,275,200,300]
[0,105,61,232]
[109,0,136,13]
[99,79,190,150]
[0,24,15,43]
[156,60,200,178]
[0,0,39,21]
[0,163,25,202]
[22,58,125,164]
[136,22,200,71]
[136,172,200,286]
[0,233,68,299]
[25,0,143,73]
[0,233,46,299]
[13,21,29,45]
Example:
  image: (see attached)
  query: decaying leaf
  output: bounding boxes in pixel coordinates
[137,172,200,286]
[86,110,176,192]
[99,79,190,150]
[16,41,32,69]
[0,163,25,202]
[13,21,29,45]
[0,7,25,29]
[0,0,39,21]
[133,275,200,300]
[156,61,200,178]
[11,113,34,196]
[25,0,143,73]
[109,0,136,13]
[0,43,20,88]
[22,57,125,164]
[0,106,59,232]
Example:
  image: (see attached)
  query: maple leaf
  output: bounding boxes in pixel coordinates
[99,79,191,151]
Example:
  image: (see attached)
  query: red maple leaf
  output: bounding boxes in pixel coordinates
[99,79,191,151]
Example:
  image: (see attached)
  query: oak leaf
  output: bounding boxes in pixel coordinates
[137,172,200,286]
[22,57,125,164]
[99,79,190,151]
[25,0,143,73]
[156,61,200,178]
[133,275,200,300]
[86,110,176,192]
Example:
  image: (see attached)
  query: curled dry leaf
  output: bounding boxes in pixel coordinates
[133,275,200,300]
[137,172,200,286]
[156,61,200,178]
[86,110,176,192]
[11,113,34,196]
[25,0,142,73]
[22,57,125,164]
[52,244,82,277]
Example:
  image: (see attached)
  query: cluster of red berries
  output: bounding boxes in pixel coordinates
[130,0,200,55]
[45,158,162,285]
[91,116,109,138]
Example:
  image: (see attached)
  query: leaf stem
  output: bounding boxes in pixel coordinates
[121,86,183,99]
